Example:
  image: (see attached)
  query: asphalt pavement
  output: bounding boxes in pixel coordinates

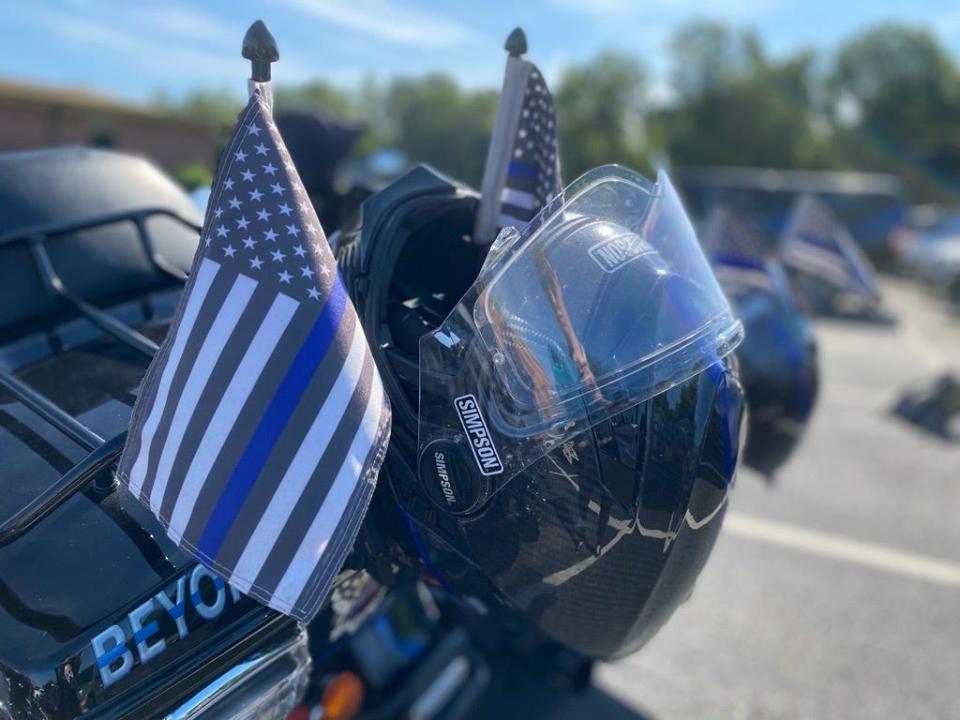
[590,278,960,719]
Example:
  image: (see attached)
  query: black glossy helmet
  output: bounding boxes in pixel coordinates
[335,164,747,659]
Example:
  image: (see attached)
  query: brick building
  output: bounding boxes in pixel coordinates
[0,78,216,172]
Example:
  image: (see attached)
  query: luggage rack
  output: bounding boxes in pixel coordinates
[0,205,199,545]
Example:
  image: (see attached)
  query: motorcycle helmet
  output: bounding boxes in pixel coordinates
[335,163,747,660]
[701,206,819,477]
[725,265,818,475]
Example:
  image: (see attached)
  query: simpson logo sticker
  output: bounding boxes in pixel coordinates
[433,450,457,506]
[588,232,654,273]
[454,394,504,476]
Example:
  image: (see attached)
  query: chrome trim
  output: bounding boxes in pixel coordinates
[165,627,310,720]
[408,654,470,720]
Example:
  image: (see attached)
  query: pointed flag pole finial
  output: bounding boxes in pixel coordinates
[243,20,279,82]
[505,27,527,57]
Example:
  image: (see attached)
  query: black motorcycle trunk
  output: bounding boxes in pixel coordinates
[0,148,298,719]
[0,328,295,719]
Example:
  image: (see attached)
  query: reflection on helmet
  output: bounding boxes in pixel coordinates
[336,163,747,660]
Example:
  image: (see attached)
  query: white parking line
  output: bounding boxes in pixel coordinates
[725,512,960,588]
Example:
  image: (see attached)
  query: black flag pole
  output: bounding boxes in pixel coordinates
[242,20,279,82]
[242,20,278,104]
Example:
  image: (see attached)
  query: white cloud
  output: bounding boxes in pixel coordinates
[124,5,242,48]
[285,0,483,48]
[549,0,784,23]
[11,3,315,93]
[39,11,240,81]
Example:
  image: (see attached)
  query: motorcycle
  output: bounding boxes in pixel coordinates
[0,22,748,719]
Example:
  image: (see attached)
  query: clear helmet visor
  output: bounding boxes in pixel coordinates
[418,166,743,511]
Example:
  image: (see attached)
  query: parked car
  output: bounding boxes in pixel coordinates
[896,206,960,301]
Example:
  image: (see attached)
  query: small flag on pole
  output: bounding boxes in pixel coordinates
[779,194,881,305]
[701,205,777,297]
[118,79,390,622]
[474,28,562,243]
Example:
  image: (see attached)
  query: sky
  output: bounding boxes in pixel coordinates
[1,0,958,106]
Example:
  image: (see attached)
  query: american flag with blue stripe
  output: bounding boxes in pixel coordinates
[701,205,777,296]
[779,194,881,303]
[497,66,561,230]
[117,85,390,622]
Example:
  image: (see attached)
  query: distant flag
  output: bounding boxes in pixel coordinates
[118,81,390,622]
[701,205,777,297]
[474,28,562,243]
[779,194,881,304]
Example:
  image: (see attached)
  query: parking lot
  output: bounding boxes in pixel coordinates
[591,279,960,719]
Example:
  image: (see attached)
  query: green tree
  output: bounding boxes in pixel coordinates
[554,53,648,179]
[384,74,498,187]
[172,161,213,191]
[670,20,762,101]
[829,24,960,176]
[153,88,242,128]
[273,80,356,117]
[653,21,836,170]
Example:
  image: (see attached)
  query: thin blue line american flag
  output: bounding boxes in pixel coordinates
[779,194,881,302]
[498,65,561,230]
[117,86,390,622]
[702,205,776,296]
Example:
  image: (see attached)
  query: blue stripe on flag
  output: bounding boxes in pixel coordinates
[797,232,843,255]
[196,279,349,560]
[508,160,538,181]
[715,253,766,271]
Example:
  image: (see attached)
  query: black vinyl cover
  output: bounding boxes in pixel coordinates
[0,147,200,341]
